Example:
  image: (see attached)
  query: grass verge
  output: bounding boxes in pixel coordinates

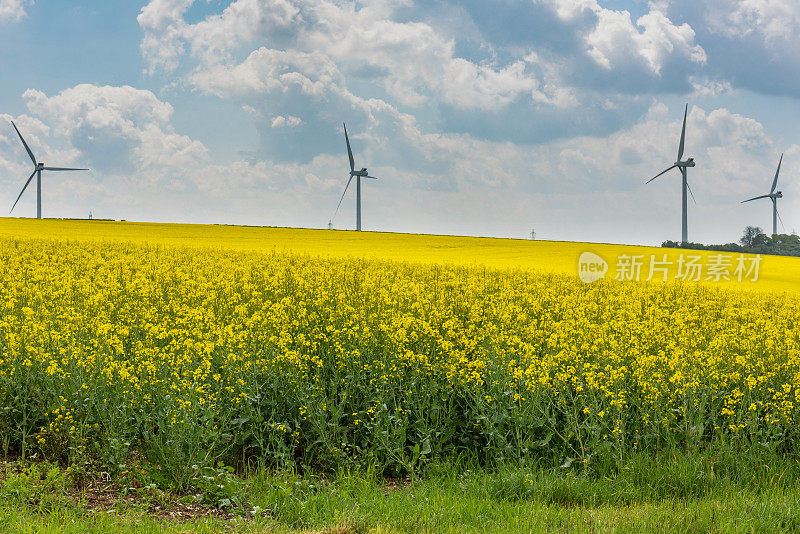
[2,448,799,533]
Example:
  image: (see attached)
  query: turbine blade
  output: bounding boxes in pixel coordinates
[332,175,354,220]
[686,180,697,204]
[10,169,37,214]
[344,123,355,173]
[771,153,783,193]
[777,207,786,231]
[741,194,771,203]
[365,175,378,179]
[677,104,688,162]
[646,165,677,184]
[11,121,37,166]
[42,167,89,171]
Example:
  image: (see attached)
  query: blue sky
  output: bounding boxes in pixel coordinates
[1,0,799,245]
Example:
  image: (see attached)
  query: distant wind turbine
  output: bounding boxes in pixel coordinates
[646,104,696,243]
[742,153,785,236]
[9,121,88,219]
[332,123,377,231]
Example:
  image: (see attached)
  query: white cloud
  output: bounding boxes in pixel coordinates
[708,0,800,44]
[539,0,706,74]
[188,48,344,100]
[271,115,303,128]
[138,0,300,74]
[538,0,598,20]
[137,0,195,74]
[21,84,208,178]
[139,0,566,111]
[23,85,174,130]
[0,0,31,22]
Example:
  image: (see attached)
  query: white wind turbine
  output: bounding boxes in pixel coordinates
[646,104,696,243]
[9,121,89,219]
[332,123,377,231]
[742,154,785,236]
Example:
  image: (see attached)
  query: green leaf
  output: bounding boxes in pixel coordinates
[421,437,431,456]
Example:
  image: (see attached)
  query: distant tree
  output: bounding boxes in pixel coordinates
[773,233,799,246]
[752,233,770,247]
[740,226,764,247]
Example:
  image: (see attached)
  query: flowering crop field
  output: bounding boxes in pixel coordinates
[2,218,800,490]
[0,218,798,294]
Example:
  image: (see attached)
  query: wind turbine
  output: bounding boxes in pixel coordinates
[9,121,88,219]
[646,104,696,243]
[332,123,377,231]
[742,153,785,236]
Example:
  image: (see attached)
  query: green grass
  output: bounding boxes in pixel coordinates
[3,450,800,533]
[4,491,799,534]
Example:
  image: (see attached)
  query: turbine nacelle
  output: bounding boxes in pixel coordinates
[351,168,369,177]
[677,157,695,168]
[775,191,783,199]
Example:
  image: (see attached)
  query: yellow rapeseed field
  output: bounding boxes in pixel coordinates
[1,217,799,486]
[0,217,797,294]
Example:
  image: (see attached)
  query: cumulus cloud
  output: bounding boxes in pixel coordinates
[537,0,705,75]
[138,0,300,74]
[134,0,719,165]
[188,48,344,100]
[139,0,571,111]
[589,8,706,74]
[21,85,208,176]
[0,0,31,22]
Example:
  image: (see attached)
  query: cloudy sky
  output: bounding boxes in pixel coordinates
[1,0,799,245]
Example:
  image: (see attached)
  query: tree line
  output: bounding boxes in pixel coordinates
[662,226,800,257]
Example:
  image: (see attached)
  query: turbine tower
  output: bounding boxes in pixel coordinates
[646,104,696,243]
[9,121,88,219]
[332,123,377,231]
[742,153,785,236]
